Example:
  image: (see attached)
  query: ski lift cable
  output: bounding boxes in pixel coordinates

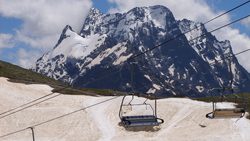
[1,9,249,122]
[210,48,250,65]
[123,0,250,69]
[0,92,55,116]
[203,0,250,25]
[0,85,102,120]
[82,14,250,87]
[1,0,247,116]
[206,54,248,119]
[0,86,69,117]
[0,93,61,120]
[0,2,250,138]
[81,0,250,87]
[0,96,120,139]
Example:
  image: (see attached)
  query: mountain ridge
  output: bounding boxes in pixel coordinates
[34,5,250,97]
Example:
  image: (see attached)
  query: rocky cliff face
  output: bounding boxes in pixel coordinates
[34,5,250,97]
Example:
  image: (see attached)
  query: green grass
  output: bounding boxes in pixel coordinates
[194,93,250,119]
[0,60,64,86]
[0,60,123,96]
[79,88,124,96]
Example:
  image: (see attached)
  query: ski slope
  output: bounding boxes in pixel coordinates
[0,77,250,141]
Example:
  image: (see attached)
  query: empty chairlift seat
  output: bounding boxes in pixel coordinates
[206,87,247,119]
[121,115,164,127]
[206,101,246,119]
[119,95,164,128]
[207,108,245,119]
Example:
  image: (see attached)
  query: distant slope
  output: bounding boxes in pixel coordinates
[0,60,63,86]
[0,60,118,96]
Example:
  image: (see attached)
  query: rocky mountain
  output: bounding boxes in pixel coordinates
[34,5,250,97]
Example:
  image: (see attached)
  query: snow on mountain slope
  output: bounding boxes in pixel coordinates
[1,77,250,141]
[35,25,107,83]
[34,5,250,96]
[178,19,250,91]
[52,28,106,60]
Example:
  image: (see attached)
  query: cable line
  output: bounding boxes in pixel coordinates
[127,0,250,60]
[0,86,97,119]
[0,93,61,120]
[1,1,250,138]
[0,86,68,116]
[0,96,120,139]
[2,11,248,121]
[1,0,249,117]
[128,14,250,61]
[203,0,250,25]
[210,48,250,65]
[83,14,250,87]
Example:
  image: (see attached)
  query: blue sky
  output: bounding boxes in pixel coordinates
[0,0,250,69]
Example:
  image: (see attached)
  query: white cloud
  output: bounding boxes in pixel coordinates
[215,27,250,71]
[0,33,15,49]
[241,16,250,28]
[0,0,92,67]
[0,0,92,49]
[17,48,41,68]
[108,0,250,71]
[108,0,230,24]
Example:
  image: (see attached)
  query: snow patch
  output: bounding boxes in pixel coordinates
[113,53,133,65]
[168,64,175,76]
[195,85,204,93]
[87,43,125,68]
[146,88,156,94]
[52,32,106,59]
[144,75,152,81]
[190,62,197,72]
[153,84,161,90]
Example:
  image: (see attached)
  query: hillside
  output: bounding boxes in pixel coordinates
[0,60,117,96]
[0,60,63,86]
[0,77,250,141]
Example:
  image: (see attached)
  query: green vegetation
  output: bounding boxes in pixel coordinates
[194,93,250,119]
[0,60,122,96]
[0,60,64,86]
[79,88,124,96]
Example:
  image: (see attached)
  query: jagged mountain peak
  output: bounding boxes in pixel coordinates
[54,25,74,48]
[178,18,232,55]
[127,5,172,15]
[178,19,206,36]
[89,7,103,16]
[80,5,180,44]
[124,5,175,28]
[64,25,74,31]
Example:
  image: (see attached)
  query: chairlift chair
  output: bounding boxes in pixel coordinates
[119,61,164,128]
[206,88,246,119]
[206,101,245,119]
[206,54,247,119]
[119,94,164,128]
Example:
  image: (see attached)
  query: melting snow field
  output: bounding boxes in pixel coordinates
[0,77,250,141]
